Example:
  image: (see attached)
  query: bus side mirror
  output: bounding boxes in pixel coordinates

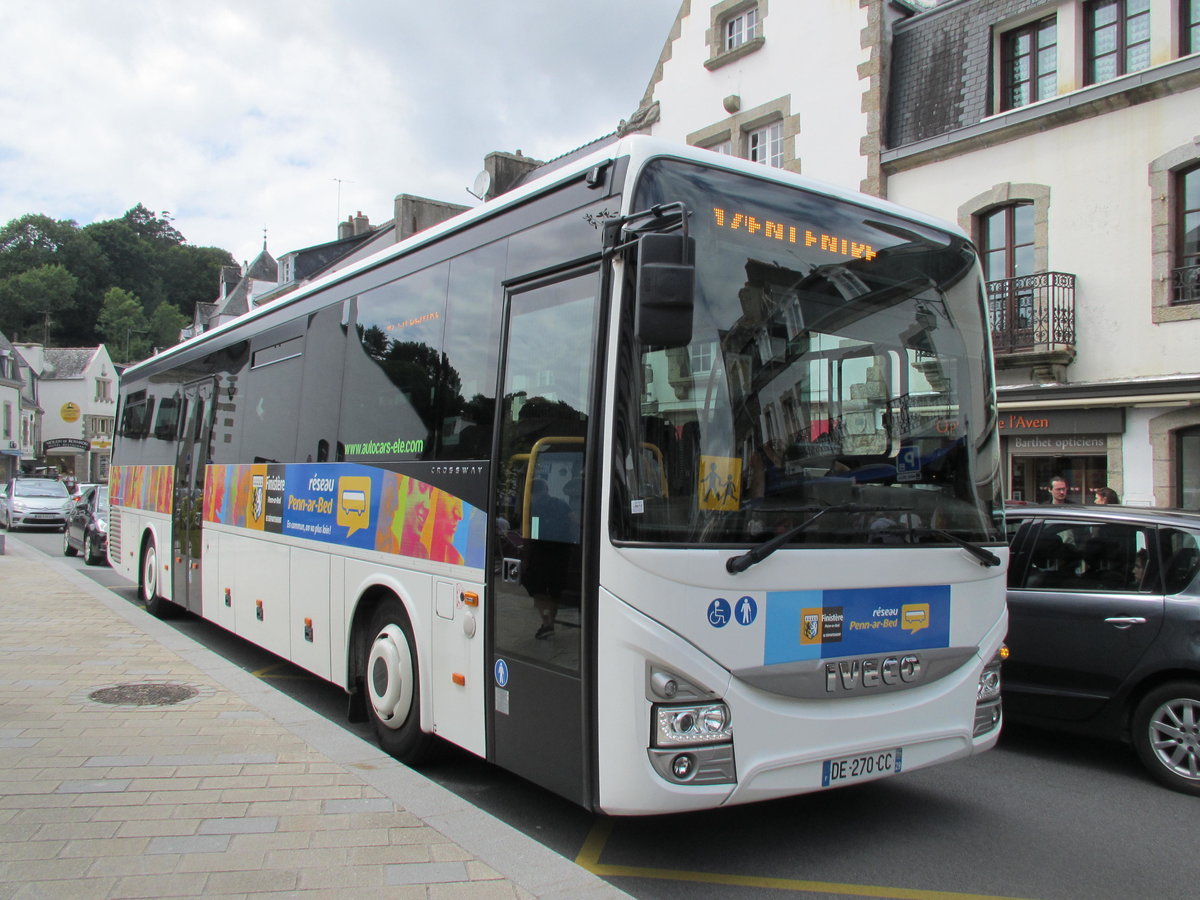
[635,233,694,348]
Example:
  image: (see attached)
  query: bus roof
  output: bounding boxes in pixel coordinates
[125,135,967,379]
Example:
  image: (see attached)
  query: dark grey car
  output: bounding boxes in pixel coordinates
[63,484,109,566]
[1005,504,1200,795]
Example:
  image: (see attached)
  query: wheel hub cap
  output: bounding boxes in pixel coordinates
[366,624,413,730]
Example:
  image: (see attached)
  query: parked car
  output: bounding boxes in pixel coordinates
[63,484,109,566]
[1005,504,1200,795]
[2,477,73,531]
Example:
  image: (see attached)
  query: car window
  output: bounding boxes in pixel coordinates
[1159,528,1200,594]
[1016,519,1153,593]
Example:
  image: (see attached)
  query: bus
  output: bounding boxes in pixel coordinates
[109,136,1007,815]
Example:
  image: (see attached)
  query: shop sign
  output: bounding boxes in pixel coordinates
[90,439,113,451]
[60,402,81,423]
[43,438,89,452]
[997,407,1123,436]
[1012,435,1107,452]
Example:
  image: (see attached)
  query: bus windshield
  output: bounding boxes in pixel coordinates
[613,158,1001,547]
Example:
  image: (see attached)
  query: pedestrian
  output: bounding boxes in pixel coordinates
[1093,486,1120,505]
[1049,476,1074,504]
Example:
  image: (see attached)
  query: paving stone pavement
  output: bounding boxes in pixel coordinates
[0,537,629,900]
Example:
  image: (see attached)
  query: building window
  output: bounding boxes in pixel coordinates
[1185,0,1200,55]
[706,0,767,70]
[95,378,112,402]
[1085,0,1151,85]
[3,401,11,440]
[1000,16,1057,111]
[1178,426,1200,508]
[979,202,1037,345]
[725,6,759,51]
[980,203,1036,282]
[748,122,784,168]
[1176,164,1200,304]
[689,342,714,375]
[688,96,797,173]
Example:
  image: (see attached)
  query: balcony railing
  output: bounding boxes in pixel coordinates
[1174,264,1200,304]
[987,271,1075,354]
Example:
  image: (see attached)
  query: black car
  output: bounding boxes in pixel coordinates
[63,484,109,566]
[1005,504,1200,795]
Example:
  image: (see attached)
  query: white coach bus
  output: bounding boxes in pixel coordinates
[109,136,1007,815]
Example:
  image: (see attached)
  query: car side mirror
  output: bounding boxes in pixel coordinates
[635,233,695,348]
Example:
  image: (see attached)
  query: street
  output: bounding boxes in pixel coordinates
[11,526,1197,900]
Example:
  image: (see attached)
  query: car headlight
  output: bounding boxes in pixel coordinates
[96,519,108,534]
[12,500,28,513]
[653,702,733,747]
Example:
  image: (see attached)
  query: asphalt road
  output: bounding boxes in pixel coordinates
[10,526,1197,900]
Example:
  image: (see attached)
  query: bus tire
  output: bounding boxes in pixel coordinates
[362,599,436,765]
[140,536,173,619]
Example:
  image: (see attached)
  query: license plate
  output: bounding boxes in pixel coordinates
[822,748,903,787]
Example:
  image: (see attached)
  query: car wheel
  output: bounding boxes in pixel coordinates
[63,528,78,557]
[361,598,436,765]
[84,532,101,566]
[1132,681,1200,796]
[140,538,173,618]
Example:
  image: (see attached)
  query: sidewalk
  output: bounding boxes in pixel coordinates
[0,536,628,899]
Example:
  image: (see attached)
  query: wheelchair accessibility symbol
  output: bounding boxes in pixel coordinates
[707,598,732,628]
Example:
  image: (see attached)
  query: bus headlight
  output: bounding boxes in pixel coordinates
[653,702,732,747]
[977,648,1003,703]
[973,646,1004,737]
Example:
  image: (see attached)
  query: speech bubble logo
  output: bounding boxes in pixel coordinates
[337,476,372,537]
[900,603,929,635]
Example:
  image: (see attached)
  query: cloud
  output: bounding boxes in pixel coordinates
[0,0,678,271]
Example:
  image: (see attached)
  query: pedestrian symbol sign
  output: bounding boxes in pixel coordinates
[699,455,742,511]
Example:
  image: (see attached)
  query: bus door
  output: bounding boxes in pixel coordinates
[490,267,600,806]
[171,378,215,612]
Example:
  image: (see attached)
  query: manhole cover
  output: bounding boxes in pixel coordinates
[89,682,200,706]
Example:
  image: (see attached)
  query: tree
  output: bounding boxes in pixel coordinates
[147,301,187,353]
[0,205,237,350]
[0,264,79,343]
[96,287,152,363]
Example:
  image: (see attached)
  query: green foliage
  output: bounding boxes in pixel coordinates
[0,205,236,350]
[0,264,79,342]
[96,287,151,362]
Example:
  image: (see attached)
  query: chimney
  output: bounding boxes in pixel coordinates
[393,195,470,243]
[482,150,543,201]
[353,211,370,235]
[338,215,354,240]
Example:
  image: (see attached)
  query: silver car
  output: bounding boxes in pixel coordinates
[3,478,73,531]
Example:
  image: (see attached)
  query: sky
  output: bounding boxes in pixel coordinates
[0,1,682,270]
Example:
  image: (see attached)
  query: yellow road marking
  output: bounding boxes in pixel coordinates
[251,663,312,680]
[575,817,1031,900]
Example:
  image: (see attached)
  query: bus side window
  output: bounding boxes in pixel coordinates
[339,263,448,462]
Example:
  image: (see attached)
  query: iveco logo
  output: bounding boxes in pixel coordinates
[825,655,922,693]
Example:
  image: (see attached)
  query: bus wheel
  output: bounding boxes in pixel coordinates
[140,538,173,619]
[363,600,435,764]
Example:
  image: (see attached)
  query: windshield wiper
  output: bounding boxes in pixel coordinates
[867,526,1002,568]
[922,528,1002,567]
[726,504,902,574]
